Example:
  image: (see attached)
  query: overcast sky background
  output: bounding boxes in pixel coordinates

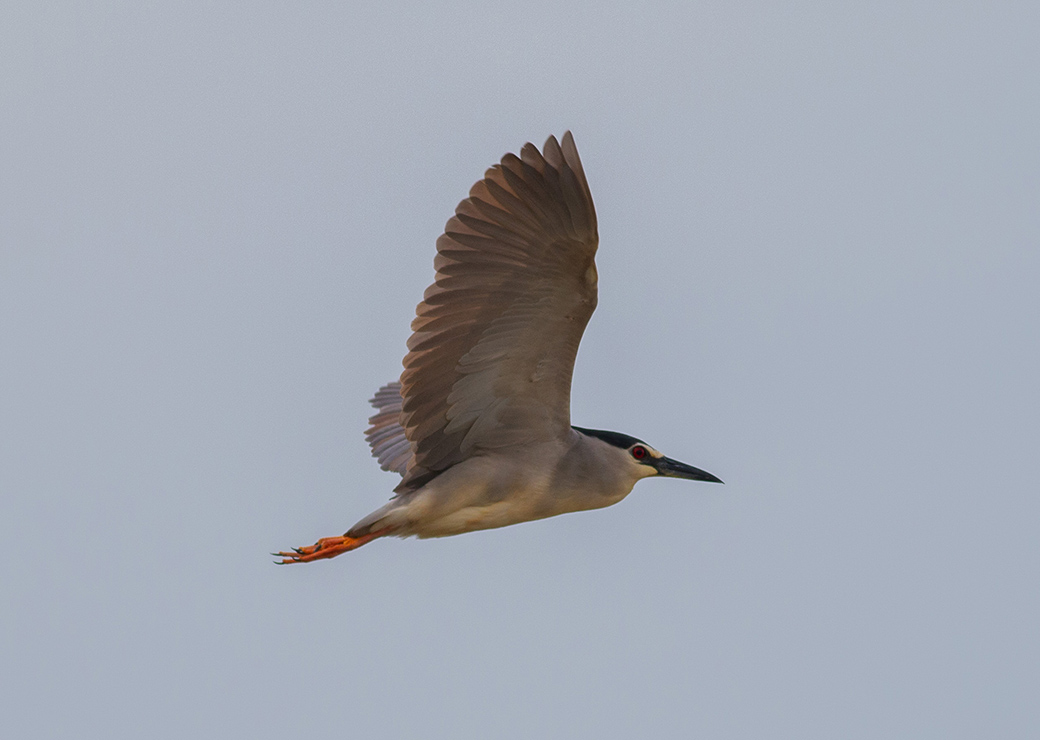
[3,2,1039,738]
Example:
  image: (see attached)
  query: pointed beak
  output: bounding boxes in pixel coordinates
[655,456,723,483]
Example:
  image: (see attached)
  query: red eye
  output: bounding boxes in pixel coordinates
[631,445,648,460]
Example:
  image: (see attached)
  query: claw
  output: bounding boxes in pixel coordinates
[272,529,391,564]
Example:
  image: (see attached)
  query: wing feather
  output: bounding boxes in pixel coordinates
[364,381,412,476]
[391,132,598,492]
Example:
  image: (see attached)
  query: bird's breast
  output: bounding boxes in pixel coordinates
[401,450,630,539]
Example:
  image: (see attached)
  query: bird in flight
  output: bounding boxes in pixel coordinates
[275,132,721,563]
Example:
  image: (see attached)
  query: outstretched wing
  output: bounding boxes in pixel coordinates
[394,132,599,492]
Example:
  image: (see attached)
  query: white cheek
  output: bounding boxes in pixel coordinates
[636,465,657,480]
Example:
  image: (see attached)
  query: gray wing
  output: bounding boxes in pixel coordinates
[365,381,411,476]
[394,132,599,492]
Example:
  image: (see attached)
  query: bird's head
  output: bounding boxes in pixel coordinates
[573,426,723,485]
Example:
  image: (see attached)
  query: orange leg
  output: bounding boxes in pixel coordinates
[273,528,390,564]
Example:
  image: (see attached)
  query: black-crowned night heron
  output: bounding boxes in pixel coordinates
[275,132,721,564]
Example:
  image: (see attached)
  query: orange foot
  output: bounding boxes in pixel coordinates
[273,529,389,564]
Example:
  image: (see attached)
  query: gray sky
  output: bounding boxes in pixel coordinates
[3,2,1039,738]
